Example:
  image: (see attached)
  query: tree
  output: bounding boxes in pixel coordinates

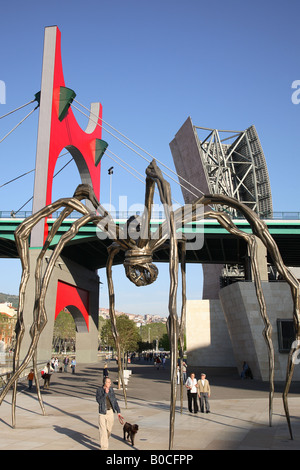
[98,316,106,349]
[53,310,76,353]
[139,322,168,348]
[159,333,170,351]
[101,314,141,363]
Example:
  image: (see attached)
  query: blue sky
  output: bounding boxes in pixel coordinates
[0,0,300,316]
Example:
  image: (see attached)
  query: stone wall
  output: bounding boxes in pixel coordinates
[186,299,236,368]
[219,282,300,381]
[186,282,300,381]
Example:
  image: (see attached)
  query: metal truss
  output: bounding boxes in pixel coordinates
[193,124,273,219]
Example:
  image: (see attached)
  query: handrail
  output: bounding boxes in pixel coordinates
[1,210,300,221]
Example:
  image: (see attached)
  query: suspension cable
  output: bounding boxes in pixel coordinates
[73,99,205,199]
[105,148,181,205]
[0,99,36,120]
[3,97,213,215]
[53,157,73,178]
[15,196,33,214]
[0,151,69,190]
[106,153,146,187]
[106,149,147,185]
[13,153,72,214]
[0,168,35,189]
[9,97,206,213]
[106,149,181,206]
[72,102,202,201]
[0,107,37,144]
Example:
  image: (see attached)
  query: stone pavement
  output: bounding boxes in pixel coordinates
[1,358,300,451]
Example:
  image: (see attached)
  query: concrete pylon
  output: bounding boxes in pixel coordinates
[19,250,99,365]
[22,26,105,364]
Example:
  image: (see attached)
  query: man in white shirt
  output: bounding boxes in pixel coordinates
[185,372,198,413]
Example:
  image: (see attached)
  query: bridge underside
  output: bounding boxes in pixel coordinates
[59,233,300,270]
[1,230,299,270]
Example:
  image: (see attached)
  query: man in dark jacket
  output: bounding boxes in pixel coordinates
[96,377,123,449]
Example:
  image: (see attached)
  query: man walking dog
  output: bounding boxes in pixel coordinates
[96,377,123,449]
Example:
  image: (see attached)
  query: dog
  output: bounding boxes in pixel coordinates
[123,422,139,446]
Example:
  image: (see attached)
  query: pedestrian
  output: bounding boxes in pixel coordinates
[96,377,124,450]
[42,362,53,389]
[103,363,109,383]
[177,361,187,384]
[197,373,211,413]
[185,372,198,413]
[71,358,76,374]
[241,361,253,379]
[63,356,69,372]
[27,369,34,390]
[182,361,187,383]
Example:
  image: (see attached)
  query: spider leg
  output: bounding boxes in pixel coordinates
[138,176,156,248]
[145,160,179,450]
[281,281,300,440]
[0,185,118,427]
[178,239,187,414]
[106,244,128,407]
[1,196,91,425]
[203,210,275,427]
[247,234,274,427]
[201,194,299,438]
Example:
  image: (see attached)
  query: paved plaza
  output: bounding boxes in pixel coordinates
[0,358,300,451]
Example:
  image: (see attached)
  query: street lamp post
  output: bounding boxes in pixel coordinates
[108,166,114,211]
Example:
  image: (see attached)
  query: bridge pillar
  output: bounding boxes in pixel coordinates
[31,25,105,248]
[19,250,99,365]
[20,25,106,365]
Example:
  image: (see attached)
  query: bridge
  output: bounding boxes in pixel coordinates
[1,25,300,388]
[1,214,300,270]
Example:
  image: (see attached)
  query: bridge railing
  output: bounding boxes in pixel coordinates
[0,210,168,220]
[1,210,300,220]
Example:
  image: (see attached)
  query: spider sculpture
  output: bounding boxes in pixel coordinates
[0,159,299,450]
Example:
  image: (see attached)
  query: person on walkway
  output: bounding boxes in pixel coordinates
[42,362,53,390]
[197,373,211,413]
[96,377,123,450]
[241,361,253,379]
[63,356,69,372]
[182,361,187,384]
[70,358,76,374]
[177,365,180,384]
[185,372,198,413]
[103,363,109,384]
[177,361,187,384]
[54,357,59,372]
[27,369,34,390]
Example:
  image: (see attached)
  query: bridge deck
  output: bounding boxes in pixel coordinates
[1,218,300,269]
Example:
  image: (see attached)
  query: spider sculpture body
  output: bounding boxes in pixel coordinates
[0,160,299,450]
